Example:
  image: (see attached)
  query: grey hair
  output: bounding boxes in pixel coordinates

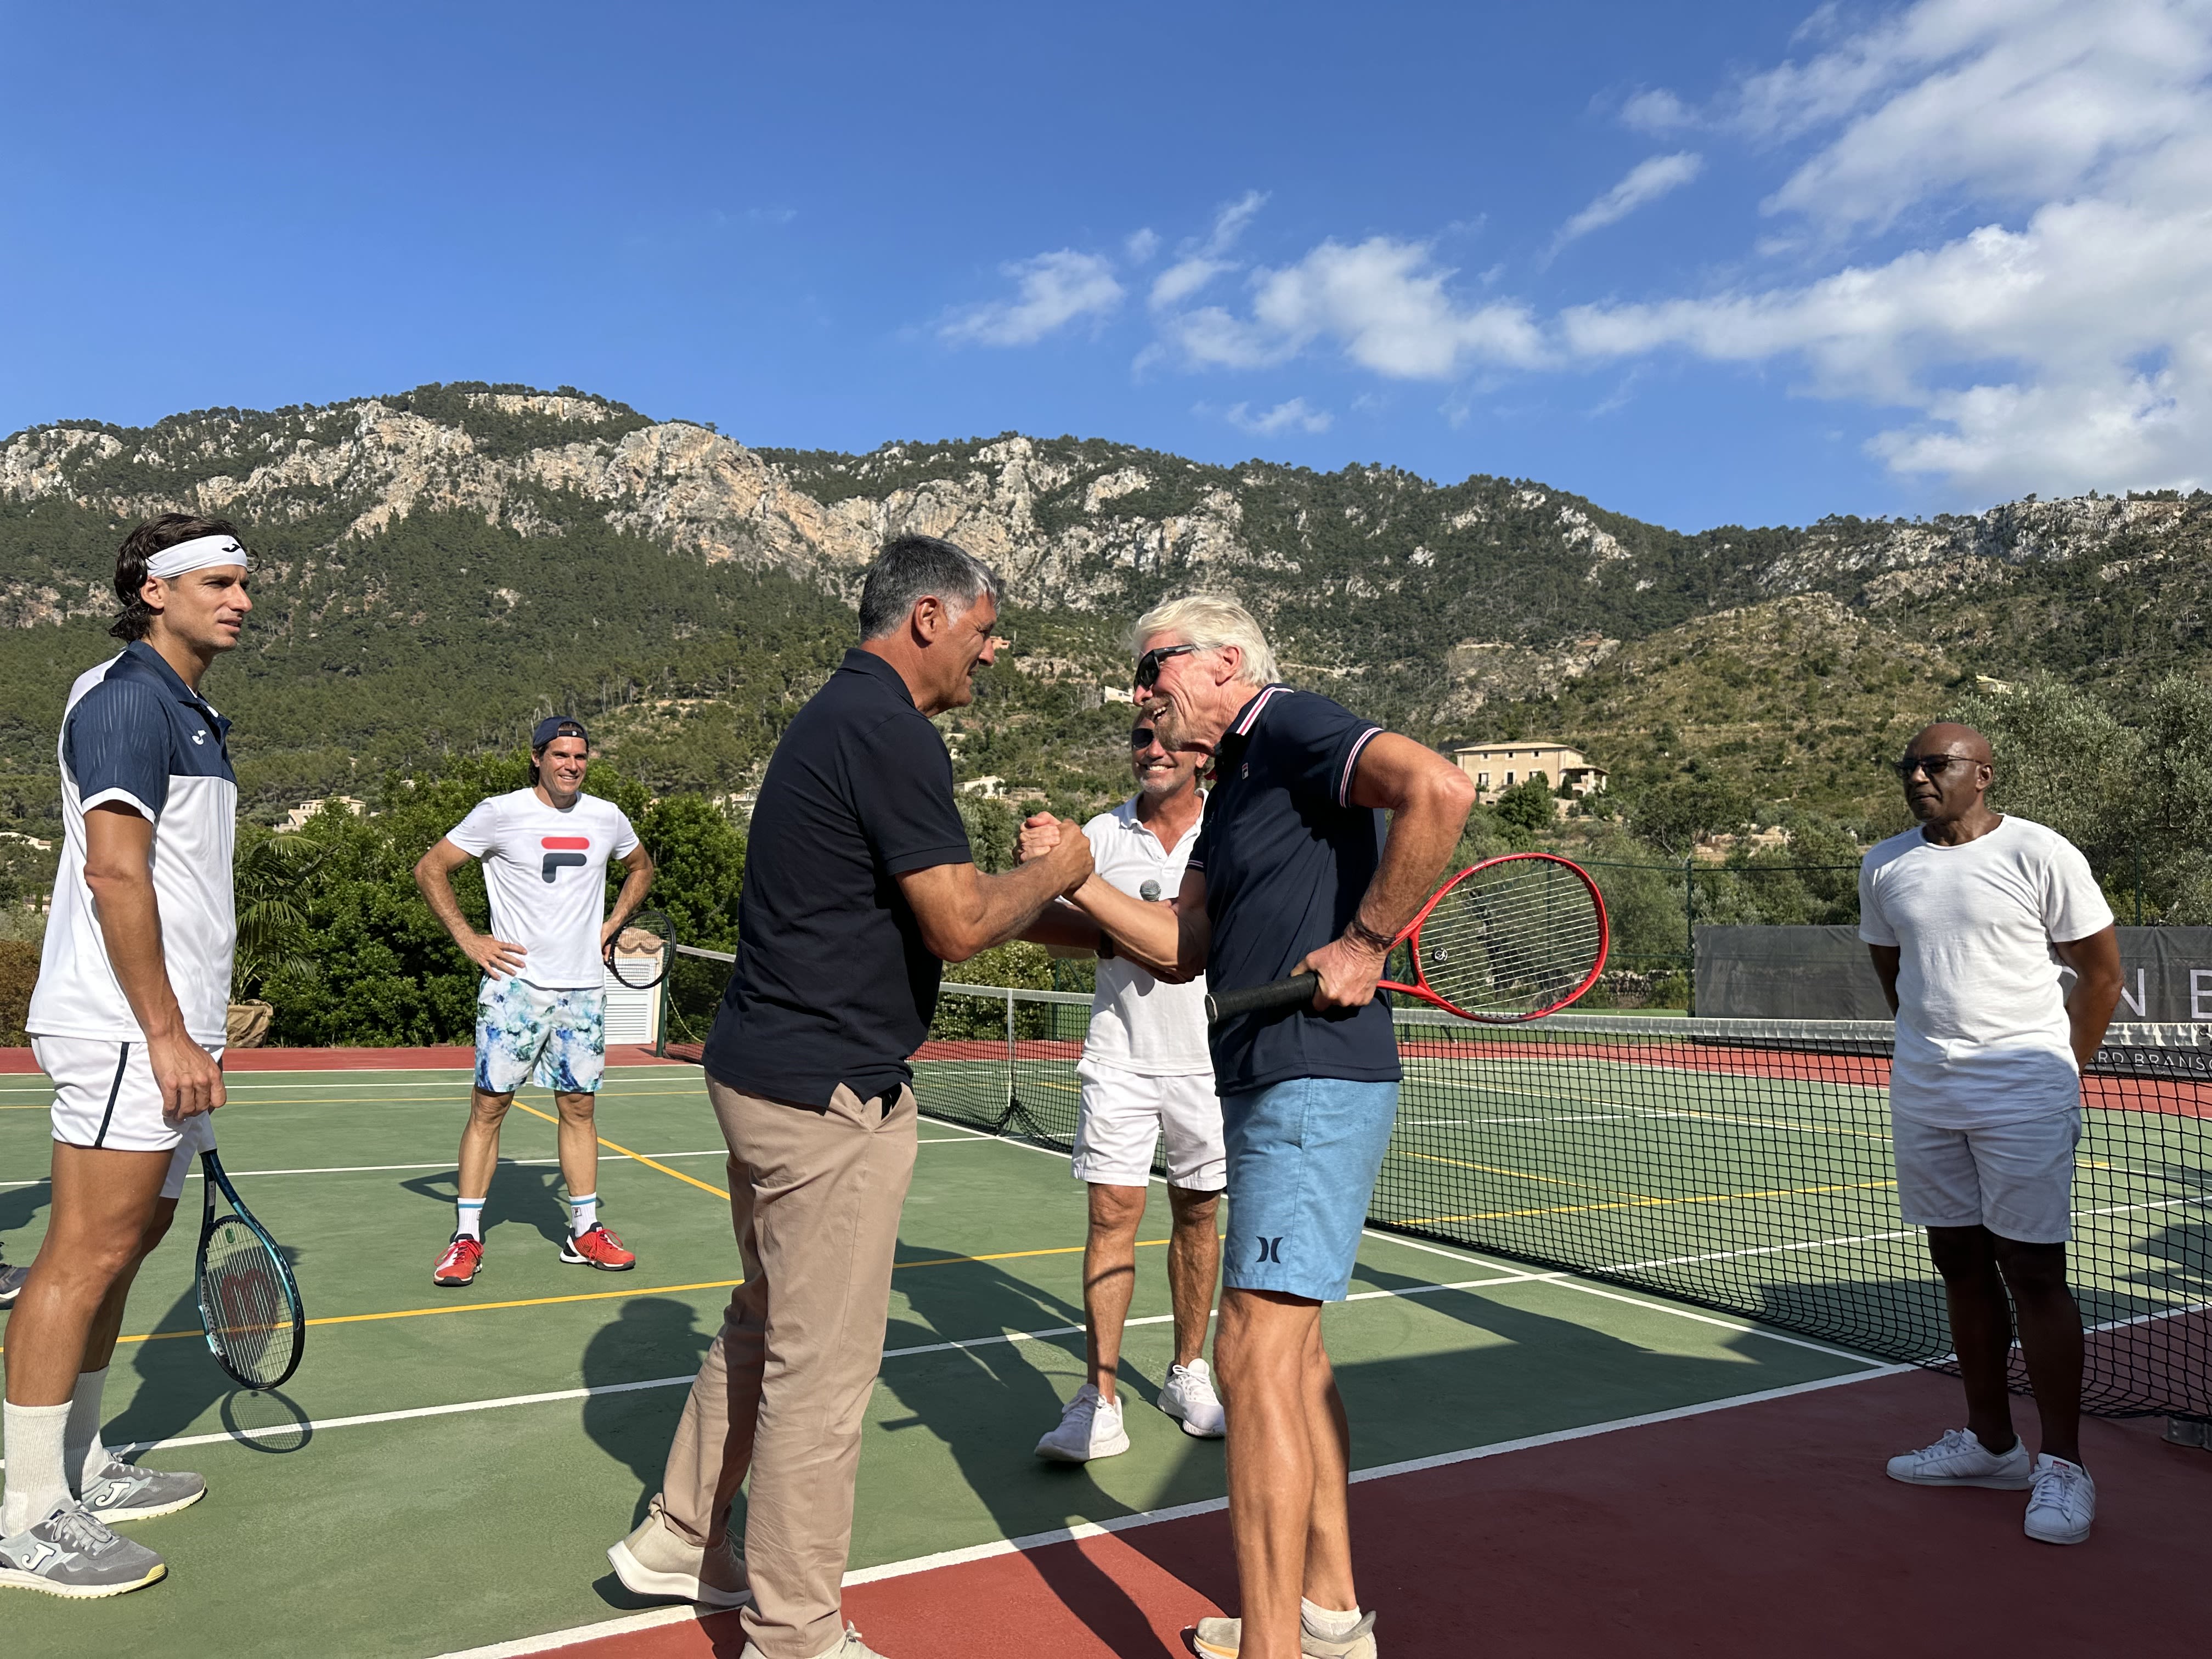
[857,534,1004,640]
[1130,594,1278,686]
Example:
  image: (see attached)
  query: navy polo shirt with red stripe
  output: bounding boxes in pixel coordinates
[1188,684,1401,1094]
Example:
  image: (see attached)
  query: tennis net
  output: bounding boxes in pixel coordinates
[911,985,2208,1421]
[663,953,2208,1421]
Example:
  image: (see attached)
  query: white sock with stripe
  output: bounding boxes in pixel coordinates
[455,1198,486,1241]
[567,1192,599,1235]
[2,1400,74,1535]
[64,1367,112,1491]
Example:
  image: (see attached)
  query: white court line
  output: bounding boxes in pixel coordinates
[32,1269,1546,1469]
[429,1363,1913,1659]
[0,1066,682,1095]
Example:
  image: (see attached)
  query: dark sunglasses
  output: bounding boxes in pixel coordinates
[1893,754,1980,779]
[1133,643,1200,690]
[1130,726,1159,748]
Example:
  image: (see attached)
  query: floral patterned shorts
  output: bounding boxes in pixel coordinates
[475,977,605,1096]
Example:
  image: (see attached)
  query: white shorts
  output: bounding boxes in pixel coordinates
[33,1034,221,1201]
[1071,1056,1225,1192]
[1892,1108,2080,1245]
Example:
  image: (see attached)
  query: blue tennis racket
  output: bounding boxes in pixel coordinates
[194,1150,305,1391]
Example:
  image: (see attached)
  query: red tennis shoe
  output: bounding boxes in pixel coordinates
[561,1222,636,1271]
[433,1234,484,1287]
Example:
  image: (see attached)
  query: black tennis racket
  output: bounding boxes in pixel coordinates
[1205,851,1609,1025]
[194,1149,305,1391]
[606,907,674,989]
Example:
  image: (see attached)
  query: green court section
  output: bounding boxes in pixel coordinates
[0,1064,1877,1659]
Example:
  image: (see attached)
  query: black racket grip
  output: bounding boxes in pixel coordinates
[1205,972,1321,1024]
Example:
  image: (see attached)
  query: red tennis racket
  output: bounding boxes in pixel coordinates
[1203,851,1609,1025]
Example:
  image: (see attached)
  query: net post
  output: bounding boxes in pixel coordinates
[1004,987,1018,1124]
[653,962,670,1058]
[1684,856,1696,1014]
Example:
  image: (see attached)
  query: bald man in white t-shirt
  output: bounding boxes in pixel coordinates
[1023,720,1226,1463]
[1862,723,2121,1547]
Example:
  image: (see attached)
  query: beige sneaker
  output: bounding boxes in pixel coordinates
[607,1510,751,1607]
[743,1624,889,1659]
[1190,1610,1378,1657]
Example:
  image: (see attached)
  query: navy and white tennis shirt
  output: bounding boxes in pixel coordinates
[1188,683,1402,1094]
[27,642,238,1048]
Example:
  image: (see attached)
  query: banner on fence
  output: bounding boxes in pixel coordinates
[1696,926,2212,1022]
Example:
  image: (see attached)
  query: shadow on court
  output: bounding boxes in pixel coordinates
[877,1246,1209,1659]
[108,1246,311,1458]
[0,1173,51,1263]
[400,1159,572,1248]
[579,1296,715,1532]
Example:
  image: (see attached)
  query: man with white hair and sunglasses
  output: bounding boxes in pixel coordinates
[1020,595,1475,1659]
[3,516,253,1599]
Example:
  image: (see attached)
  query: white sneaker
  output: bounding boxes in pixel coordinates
[1885,1427,2033,1489]
[1159,1359,1227,1438]
[1035,1385,1130,1463]
[2023,1454,2095,1545]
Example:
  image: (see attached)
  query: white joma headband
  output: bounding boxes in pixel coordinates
[146,534,251,579]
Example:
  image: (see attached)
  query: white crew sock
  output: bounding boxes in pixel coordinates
[455,1198,486,1241]
[64,1367,112,1491]
[1302,1599,1363,1641]
[2,1400,75,1535]
[567,1192,599,1236]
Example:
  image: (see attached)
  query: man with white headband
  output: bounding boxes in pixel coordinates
[3,515,252,1599]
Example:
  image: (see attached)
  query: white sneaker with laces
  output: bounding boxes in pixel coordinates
[1885,1427,2032,1489]
[2023,1454,2095,1544]
[1035,1384,1130,1463]
[1160,1359,1227,1438]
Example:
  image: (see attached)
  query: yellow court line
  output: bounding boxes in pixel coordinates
[506,1099,731,1200]
[0,1240,1192,1356]
[3,1088,708,1111]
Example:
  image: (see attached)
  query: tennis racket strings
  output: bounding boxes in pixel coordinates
[607,909,674,989]
[1413,856,1605,1018]
[199,1217,294,1385]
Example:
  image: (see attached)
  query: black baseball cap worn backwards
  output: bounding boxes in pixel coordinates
[533,716,589,749]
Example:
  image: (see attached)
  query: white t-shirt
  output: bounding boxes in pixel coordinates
[445,788,640,991]
[1858,815,2115,1127]
[1081,796,1212,1077]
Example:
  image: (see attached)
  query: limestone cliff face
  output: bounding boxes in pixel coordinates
[3,386,2203,703]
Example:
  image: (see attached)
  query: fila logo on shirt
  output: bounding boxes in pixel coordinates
[540,836,589,882]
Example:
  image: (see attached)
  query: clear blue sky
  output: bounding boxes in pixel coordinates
[3,1,2202,532]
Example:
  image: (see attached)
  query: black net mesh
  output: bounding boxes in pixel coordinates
[910,989,2208,1420]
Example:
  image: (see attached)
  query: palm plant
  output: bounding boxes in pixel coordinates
[232,830,328,1003]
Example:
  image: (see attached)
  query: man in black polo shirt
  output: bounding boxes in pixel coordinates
[1022,594,1474,1659]
[609,534,1093,1659]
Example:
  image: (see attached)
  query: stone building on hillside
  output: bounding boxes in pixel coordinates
[1450,742,1607,804]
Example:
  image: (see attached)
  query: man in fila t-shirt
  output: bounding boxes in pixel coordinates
[415,717,654,1286]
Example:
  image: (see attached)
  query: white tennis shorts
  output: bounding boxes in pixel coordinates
[1892,1108,2080,1245]
[34,1034,222,1201]
[1071,1055,1226,1192]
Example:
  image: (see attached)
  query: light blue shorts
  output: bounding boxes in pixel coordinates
[476,978,605,1095]
[1220,1077,1400,1302]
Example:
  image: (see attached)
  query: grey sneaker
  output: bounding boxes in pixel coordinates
[0,1500,167,1598]
[1190,1609,1378,1657]
[1035,1385,1131,1463]
[608,1510,751,1607]
[0,1262,28,1307]
[77,1459,207,1523]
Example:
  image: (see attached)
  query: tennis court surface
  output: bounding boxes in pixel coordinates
[0,1001,2204,1657]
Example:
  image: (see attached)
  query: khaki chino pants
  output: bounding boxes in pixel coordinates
[651,1077,917,1659]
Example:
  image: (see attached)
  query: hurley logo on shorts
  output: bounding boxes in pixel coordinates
[1256,1235,1284,1263]
[540,836,589,882]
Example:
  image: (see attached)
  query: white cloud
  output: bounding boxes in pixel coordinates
[1564,0,2212,496]
[1224,397,1333,436]
[1150,190,1269,311]
[939,251,1124,347]
[1550,153,1705,254]
[1125,228,1160,263]
[1620,88,1699,133]
[1158,237,1545,379]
